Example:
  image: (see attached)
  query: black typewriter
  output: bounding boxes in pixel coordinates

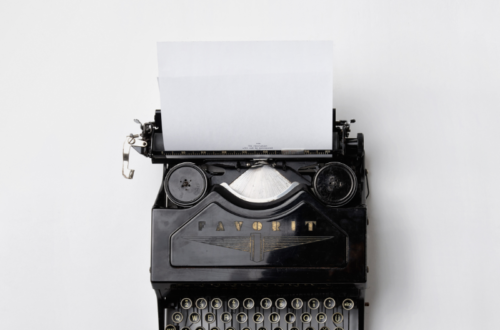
[122,109,369,330]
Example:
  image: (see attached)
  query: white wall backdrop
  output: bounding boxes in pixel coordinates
[1,1,499,329]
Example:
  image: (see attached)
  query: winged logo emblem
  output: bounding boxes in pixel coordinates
[183,233,333,262]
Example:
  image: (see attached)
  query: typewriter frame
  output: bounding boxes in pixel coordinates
[125,109,368,330]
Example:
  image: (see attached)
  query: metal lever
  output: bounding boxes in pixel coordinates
[122,134,147,179]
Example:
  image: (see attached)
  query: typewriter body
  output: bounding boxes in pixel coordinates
[123,108,368,330]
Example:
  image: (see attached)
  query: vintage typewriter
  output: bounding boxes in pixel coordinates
[122,109,369,330]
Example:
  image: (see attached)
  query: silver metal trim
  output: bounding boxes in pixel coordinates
[291,298,303,310]
[308,298,320,310]
[220,312,232,323]
[260,298,272,309]
[122,135,147,179]
[275,298,287,309]
[332,313,343,324]
[172,312,183,323]
[243,298,254,309]
[285,313,296,324]
[236,313,248,324]
[196,298,207,309]
[324,297,336,309]
[228,298,239,310]
[342,298,354,310]
[180,298,192,309]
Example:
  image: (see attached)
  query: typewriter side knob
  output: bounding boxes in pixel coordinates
[165,163,207,207]
[313,162,357,207]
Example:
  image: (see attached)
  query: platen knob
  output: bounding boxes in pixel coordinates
[313,162,357,207]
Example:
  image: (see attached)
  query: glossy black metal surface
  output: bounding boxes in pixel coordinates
[128,109,368,330]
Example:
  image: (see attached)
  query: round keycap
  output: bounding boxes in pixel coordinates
[210,327,219,330]
[275,298,287,309]
[242,328,251,330]
[332,313,343,324]
[237,313,248,323]
[181,298,192,309]
[290,328,299,330]
[324,298,336,309]
[190,313,200,323]
[274,328,283,330]
[317,313,327,323]
[305,327,315,330]
[285,313,296,324]
[334,328,344,330]
[261,298,272,309]
[253,313,264,324]
[182,327,190,330]
[221,313,232,323]
[172,312,183,323]
[301,313,312,323]
[196,298,207,309]
[258,327,266,330]
[226,328,235,330]
[243,298,254,309]
[195,327,205,330]
[308,298,320,309]
[228,298,239,309]
[320,327,329,330]
[165,324,176,330]
[211,298,222,309]
[342,299,354,310]
[205,313,215,323]
[269,313,280,323]
[291,298,303,309]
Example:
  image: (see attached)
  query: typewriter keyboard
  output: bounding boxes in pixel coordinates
[164,296,359,330]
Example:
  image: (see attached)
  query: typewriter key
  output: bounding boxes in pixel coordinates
[313,162,357,207]
[342,299,354,310]
[210,327,219,330]
[211,298,222,309]
[243,298,254,309]
[291,298,303,309]
[165,325,176,330]
[274,328,283,330]
[275,298,287,309]
[172,312,183,323]
[301,313,312,323]
[285,313,296,324]
[261,298,272,309]
[324,298,336,309]
[237,313,248,323]
[182,327,190,330]
[226,328,235,330]
[258,327,266,330]
[196,298,207,309]
[316,313,327,323]
[205,313,215,323]
[190,313,200,323]
[221,312,232,323]
[269,313,280,323]
[290,328,299,330]
[308,298,320,309]
[334,328,344,330]
[253,313,264,323]
[195,327,205,330]
[332,313,343,324]
[242,328,251,330]
[305,327,315,330]
[320,327,329,330]
[165,163,207,207]
[181,298,192,309]
[228,298,239,309]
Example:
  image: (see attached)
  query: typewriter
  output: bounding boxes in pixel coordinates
[122,109,369,330]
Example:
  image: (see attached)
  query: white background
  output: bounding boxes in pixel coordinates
[1,1,499,329]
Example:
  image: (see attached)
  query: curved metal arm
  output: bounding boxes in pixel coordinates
[122,135,147,179]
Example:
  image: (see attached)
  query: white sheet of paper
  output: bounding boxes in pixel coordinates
[157,41,333,151]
